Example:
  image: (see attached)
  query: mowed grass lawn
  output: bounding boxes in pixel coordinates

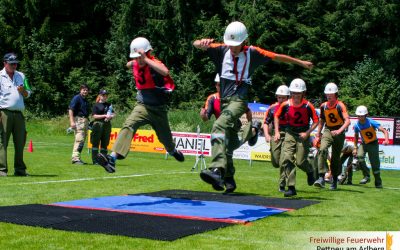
[0,128,399,249]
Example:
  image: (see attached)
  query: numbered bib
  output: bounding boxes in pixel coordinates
[324,108,344,127]
[360,126,377,144]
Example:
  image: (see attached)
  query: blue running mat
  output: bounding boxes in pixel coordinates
[52,195,286,223]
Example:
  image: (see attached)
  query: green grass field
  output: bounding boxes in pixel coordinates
[0,119,399,250]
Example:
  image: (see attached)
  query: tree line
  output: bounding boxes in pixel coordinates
[1,0,399,117]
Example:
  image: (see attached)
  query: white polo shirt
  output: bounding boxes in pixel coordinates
[0,68,31,111]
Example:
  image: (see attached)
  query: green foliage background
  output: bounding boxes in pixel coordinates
[1,0,399,116]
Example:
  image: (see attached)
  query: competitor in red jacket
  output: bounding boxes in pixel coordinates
[274,78,319,197]
[96,37,184,173]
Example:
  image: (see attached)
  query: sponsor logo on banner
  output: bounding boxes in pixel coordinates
[363,145,399,170]
[87,128,400,170]
[89,129,212,155]
[233,137,270,161]
[172,132,211,156]
[88,128,165,152]
[251,151,271,161]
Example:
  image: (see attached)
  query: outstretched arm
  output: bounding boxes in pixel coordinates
[273,54,313,69]
[193,38,214,50]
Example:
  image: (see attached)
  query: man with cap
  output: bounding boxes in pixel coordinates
[69,84,90,165]
[193,21,313,192]
[0,52,31,176]
[90,89,114,164]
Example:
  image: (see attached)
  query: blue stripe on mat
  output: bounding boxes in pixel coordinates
[52,195,285,222]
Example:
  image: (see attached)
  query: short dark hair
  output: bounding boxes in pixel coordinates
[80,84,89,90]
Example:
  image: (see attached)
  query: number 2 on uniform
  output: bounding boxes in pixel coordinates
[294,112,303,124]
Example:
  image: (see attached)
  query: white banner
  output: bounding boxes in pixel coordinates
[172,132,211,156]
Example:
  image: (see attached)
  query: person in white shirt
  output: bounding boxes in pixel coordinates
[0,53,31,176]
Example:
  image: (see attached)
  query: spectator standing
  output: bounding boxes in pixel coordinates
[91,89,114,164]
[0,53,31,176]
[69,84,90,165]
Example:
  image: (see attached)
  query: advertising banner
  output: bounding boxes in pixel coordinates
[393,118,400,145]
[232,137,270,161]
[88,128,166,153]
[87,126,400,170]
[88,129,212,156]
[369,145,398,170]
[172,132,211,156]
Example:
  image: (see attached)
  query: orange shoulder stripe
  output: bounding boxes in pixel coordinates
[252,46,277,59]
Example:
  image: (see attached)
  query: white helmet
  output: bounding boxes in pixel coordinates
[275,85,290,96]
[214,74,220,82]
[129,37,152,58]
[223,21,248,46]
[355,105,368,116]
[289,78,307,93]
[324,82,338,94]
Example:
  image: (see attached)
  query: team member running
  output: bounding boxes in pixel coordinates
[97,37,184,173]
[274,78,318,197]
[193,21,313,192]
[313,83,350,190]
[353,105,389,188]
[263,85,290,192]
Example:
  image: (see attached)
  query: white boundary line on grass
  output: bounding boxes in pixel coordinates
[2,171,192,186]
[383,187,400,190]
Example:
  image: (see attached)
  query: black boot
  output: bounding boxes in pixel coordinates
[284,186,297,197]
[374,173,383,188]
[307,171,315,186]
[346,167,353,185]
[200,167,225,191]
[92,149,99,165]
[224,176,237,194]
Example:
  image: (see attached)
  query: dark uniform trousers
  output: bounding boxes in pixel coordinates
[112,103,176,158]
[210,95,248,178]
[0,110,27,174]
[90,120,112,163]
[280,130,314,187]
